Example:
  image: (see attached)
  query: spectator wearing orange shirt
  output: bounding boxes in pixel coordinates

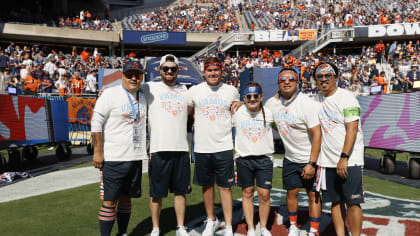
[70,71,85,96]
[81,48,90,62]
[23,74,41,95]
[374,71,388,94]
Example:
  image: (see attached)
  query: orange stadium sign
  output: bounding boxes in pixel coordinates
[298,30,317,40]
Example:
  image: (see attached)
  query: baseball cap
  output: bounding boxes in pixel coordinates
[123,60,143,74]
[160,54,179,66]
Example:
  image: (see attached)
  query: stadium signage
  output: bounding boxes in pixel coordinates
[355,23,420,38]
[254,30,301,42]
[123,31,186,45]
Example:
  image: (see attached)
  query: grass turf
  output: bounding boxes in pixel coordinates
[1,166,420,236]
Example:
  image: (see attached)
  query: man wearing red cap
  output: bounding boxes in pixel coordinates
[187,56,240,236]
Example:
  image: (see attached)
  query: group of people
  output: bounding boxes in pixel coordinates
[195,39,420,97]
[0,43,129,96]
[246,0,420,31]
[57,10,114,31]
[127,1,240,32]
[92,54,365,236]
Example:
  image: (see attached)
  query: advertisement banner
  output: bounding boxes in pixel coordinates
[123,31,186,45]
[98,69,123,90]
[0,95,49,148]
[355,23,420,38]
[146,57,202,86]
[298,29,317,40]
[254,31,270,42]
[66,97,96,125]
[358,92,420,153]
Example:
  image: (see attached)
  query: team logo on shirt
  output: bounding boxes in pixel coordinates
[241,118,268,143]
[159,90,187,116]
[121,103,146,125]
[198,94,229,121]
[273,108,297,136]
[318,106,339,133]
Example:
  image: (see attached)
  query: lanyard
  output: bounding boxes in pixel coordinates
[122,85,139,121]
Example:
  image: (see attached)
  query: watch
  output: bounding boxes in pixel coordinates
[340,153,350,159]
[308,161,317,167]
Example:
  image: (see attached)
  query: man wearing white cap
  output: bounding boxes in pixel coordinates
[141,54,191,236]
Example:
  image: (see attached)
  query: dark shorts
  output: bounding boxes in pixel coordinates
[283,158,316,191]
[193,150,234,188]
[322,166,365,205]
[149,151,191,198]
[100,161,143,201]
[236,155,273,189]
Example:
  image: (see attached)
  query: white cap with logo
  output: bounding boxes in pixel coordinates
[159,54,179,66]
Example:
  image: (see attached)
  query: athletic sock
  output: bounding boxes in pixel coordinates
[98,205,116,236]
[117,202,132,235]
[309,217,321,235]
[288,211,298,227]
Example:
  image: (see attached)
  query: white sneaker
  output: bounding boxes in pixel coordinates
[224,226,233,236]
[202,218,220,236]
[247,228,256,236]
[261,228,272,236]
[288,225,299,236]
[176,226,189,236]
[150,227,160,236]
[307,233,317,236]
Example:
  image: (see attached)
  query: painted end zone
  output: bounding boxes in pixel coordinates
[187,189,420,236]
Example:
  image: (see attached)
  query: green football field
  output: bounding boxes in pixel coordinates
[1,165,420,236]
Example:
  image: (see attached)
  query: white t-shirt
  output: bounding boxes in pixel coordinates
[187,82,240,153]
[141,81,189,153]
[93,85,147,161]
[85,74,97,92]
[316,88,364,167]
[233,106,274,158]
[265,93,320,163]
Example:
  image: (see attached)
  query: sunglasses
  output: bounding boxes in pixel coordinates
[316,74,334,80]
[161,66,178,72]
[245,94,260,100]
[124,72,142,80]
[279,76,297,83]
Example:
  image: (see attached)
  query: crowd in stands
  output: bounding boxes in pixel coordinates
[58,10,113,31]
[244,0,420,31]
[128,1,240,32]
[0,43,127,96]
[195,39,420,96]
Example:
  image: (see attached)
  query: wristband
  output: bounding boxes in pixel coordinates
[308,161,317,167]
[340,153,350,159]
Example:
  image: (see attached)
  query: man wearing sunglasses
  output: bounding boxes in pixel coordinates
[141,54,191,236]
[265,68,322,236]
[92,61,147,236]
[187,57,240,236]
[314,62,364,236]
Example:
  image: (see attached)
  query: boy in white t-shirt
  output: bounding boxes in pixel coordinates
[187,57,240,236]
[265,68,322,236]
[91,61,147,236]
[314,62,364,236]
[141,54,190,236]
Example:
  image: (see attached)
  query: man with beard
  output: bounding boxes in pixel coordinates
[314,62,364,236]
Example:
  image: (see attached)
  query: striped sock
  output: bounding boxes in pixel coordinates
[288,211,298,226]
[98,205,116,236]
[310,217,321,235]
[117,202,132,235]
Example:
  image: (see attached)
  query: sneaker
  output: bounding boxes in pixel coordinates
[224,226,233,236]
[176,226,189,236]
[150,227,160,236]
[247,228,256,236]
[202,218,220,236]
[288,225,299,236]
[307,233,318,236]
[261,228,272,236]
